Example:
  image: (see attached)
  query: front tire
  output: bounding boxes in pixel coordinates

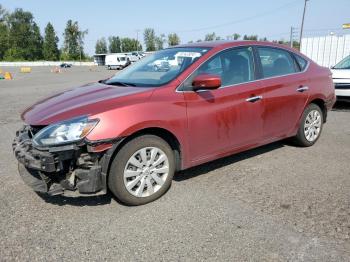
[108,135,175,205]
[292,103,324,147]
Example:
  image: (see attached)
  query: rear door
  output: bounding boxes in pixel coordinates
[255,47,310,140]
[181,46,265,164]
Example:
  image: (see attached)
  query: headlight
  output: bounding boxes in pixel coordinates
[33,116,99,147]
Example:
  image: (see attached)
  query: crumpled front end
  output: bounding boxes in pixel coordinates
[12,125,112,196]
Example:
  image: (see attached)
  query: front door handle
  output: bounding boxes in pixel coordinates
[297,86,309,92]
[246,95,263,103]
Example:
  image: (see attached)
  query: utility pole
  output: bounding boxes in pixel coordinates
[290,27,294,48]
[136,29,140,51]
[299,0,309,46]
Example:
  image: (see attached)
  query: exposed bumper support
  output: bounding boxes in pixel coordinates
[12,126,117,197]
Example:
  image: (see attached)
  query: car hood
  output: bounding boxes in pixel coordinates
[331,69,350,79]
[22,82,153,125]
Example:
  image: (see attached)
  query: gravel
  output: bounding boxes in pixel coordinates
[0,66,349,261]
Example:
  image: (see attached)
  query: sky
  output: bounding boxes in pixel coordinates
[1,0,349,55]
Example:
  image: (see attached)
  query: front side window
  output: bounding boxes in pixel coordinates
[105,47,211,87]
[257,47,297,78]
[333,55,350,69]
[183,47,255,89]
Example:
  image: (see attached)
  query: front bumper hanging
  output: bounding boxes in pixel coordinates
[12,125,107,196]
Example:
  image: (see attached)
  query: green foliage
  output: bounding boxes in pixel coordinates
[243,35,258,40]
[144,28,156,51]
[62,20,88,60]
[120,37,142,52]
[95,37,107,54]
[204,32,216,41]
[168,33,180,46]
[108,36,121,53]
[155,34,165,50]
[4,8,43,60]
[0,20,8,60]
[43,22,59,60]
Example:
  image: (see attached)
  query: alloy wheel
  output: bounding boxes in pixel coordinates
[304,110,322,142]
[123,147,169,197]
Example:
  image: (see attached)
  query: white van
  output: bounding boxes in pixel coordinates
[105,54,130,70]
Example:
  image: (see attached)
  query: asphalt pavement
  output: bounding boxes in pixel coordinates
[0,66,349,261]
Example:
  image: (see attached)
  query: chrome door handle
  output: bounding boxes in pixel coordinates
[297,86,309,92]
[246,95,262,103]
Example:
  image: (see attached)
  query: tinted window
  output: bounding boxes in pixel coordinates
[334,55,350,69]
[258,47,297,78]
[294,54,308,71]
[183,47,255,89]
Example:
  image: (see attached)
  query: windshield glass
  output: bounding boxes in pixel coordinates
[105,47,211,87]
[334,55,350,69]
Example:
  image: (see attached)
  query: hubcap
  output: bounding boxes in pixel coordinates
[304,110,322,142]
[123,147,169,198]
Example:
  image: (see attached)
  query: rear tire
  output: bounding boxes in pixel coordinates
[108,135,175,205]
[292,103,323,147]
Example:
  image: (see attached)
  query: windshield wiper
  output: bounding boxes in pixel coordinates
[107,81,136,87]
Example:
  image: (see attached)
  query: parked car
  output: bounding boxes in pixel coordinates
[125,53,140,63]
[105,54,130,70]
[331,55,350,100]
[60,63,72,68]
[13,41,335,205]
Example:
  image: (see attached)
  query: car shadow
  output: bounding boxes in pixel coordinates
[332,100,350,112]
[37,192,112,206]
[174,141,285,181]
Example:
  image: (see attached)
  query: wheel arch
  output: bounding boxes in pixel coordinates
[308,98,327,123]
[103,127,183,183]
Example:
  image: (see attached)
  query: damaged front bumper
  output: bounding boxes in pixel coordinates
[12,125,118,196]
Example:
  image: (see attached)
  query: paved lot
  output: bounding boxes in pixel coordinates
[0,66,349,261]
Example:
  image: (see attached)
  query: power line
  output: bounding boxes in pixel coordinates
[174,0,300,33]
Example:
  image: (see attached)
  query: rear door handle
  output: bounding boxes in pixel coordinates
[246,95,263,103]
[297,86,309,92]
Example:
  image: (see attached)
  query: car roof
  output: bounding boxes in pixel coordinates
[173,40,296,51]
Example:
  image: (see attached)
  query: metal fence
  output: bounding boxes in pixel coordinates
[300,34,350,68]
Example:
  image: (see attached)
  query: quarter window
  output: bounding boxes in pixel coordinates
[183,47,255,89]
[257,47,297,78]
[294,54,308,71]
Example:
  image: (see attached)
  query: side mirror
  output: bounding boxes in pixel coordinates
[192,74,221,91]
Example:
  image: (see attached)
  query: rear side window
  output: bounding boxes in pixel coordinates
[257,47,297,78]
[294,54,308,71]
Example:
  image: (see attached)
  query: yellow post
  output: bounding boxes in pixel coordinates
[4,72,13,80]
[20,67,31,73]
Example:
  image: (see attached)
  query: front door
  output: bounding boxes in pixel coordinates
[181,47,264,165]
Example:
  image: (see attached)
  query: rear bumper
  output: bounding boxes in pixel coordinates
[12,126,108,196]
[335,89,350,97]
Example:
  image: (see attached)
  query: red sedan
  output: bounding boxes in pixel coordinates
[13,41,335,205]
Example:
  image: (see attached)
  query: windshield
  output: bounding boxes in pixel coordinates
[334,55,350,69]
[105,47,211,87]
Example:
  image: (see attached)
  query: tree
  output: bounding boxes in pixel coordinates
[120,37,142,52]
[95,37,107,54]
[243,35,258,40]
[144,28,156,51]
[62,20,88,60]
[4,8,43,60]
[0,4,7,22]
[0,5,8,60]
[168,33,180,46]
[108,36,121,53]
[233,33,241,40]
[43,22,59,60]
[30,23,43,60]
[204,32,216,41]
[155,34,165,50]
